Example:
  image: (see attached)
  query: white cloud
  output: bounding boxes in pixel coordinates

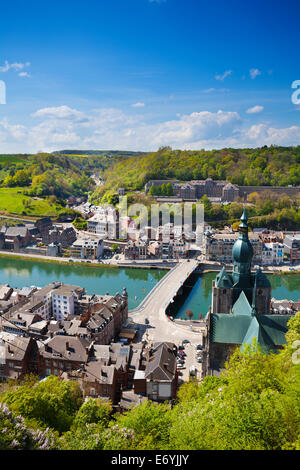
[203,88,230,94]
[2,104,300,153]
[249,68,261,79]
[215,70,232,81]
[244,124,300,146]
[31,105,86,121]
[246,105,264,114]
[131,102,145,108]
[0,61,31,73]
[0,118,26,140]
[18,72,31,78]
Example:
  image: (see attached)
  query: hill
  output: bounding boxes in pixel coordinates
[92,145,300,200]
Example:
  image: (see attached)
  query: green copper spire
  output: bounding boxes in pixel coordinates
[239,209,248,231]
[232,209,254,290]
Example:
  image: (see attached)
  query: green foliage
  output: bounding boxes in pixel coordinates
[3,314,300,451]
[0,375,83,433]
[0,403,59,450]
[113,401,172,450]
[93,146,300,196]
[73,215,87,230]
[72,398,112,430]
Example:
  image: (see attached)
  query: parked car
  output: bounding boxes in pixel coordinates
[144,318,149,325]
[182,339,190,345]
[196,344,202,350]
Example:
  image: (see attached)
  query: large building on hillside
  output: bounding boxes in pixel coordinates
[145,178,300,202]
[145,178,240,202]
[206,210,293,376]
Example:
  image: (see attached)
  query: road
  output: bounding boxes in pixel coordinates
[130,259,206,380]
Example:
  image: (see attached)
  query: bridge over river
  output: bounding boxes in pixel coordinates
[129,259,206,345]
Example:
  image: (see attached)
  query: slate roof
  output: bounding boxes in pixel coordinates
[210,313,291,351]
[232,291,253,316]
[0,332,31,362]
[215,267,233,288]
[5,227,29,238]
[39,335,90,362]
[144,342,176,381]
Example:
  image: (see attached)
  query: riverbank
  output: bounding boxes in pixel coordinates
[0,251,119,269]
[0,250,175,271]
[199,261,300,274]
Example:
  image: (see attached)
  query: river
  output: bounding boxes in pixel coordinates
[0,257,299,317]
[0,257,166,311]
[172,271,300,319]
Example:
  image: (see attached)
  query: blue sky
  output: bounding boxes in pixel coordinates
[0,0,300,152]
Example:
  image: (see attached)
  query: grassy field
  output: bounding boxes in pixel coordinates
[0,155,29,164]
[0,187,60,217]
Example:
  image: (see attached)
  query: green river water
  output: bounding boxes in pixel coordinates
[0,257,299,318]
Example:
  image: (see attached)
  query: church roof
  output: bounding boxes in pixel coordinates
[241,316,275,352]
[232,290,252,316]
[210,313,291,350]
[255,267,271,288]
[215,267,233,288]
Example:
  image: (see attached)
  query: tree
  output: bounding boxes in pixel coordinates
[72,398,112,430]
[161,184,167,196]
[0,375,83,433]
[166,183,174,196]
[0,403,59,450]
[13,169,31,187]
[186,309,194,320]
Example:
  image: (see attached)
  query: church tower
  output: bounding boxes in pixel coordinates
[211,210,271,314]
[231,209,254,305]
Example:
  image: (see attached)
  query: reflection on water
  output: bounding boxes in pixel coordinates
[0,257,166,310]
[174,272,300,320]
[1,257,299,317]
[3,267,31,278]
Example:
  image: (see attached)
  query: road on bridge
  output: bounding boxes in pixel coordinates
[130,259,205,345]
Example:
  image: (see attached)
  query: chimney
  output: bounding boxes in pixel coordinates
[66,341,69,351]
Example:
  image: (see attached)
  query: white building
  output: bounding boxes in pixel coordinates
[87,206,119,239]
[262,242,284,265]
[52,288,75,321]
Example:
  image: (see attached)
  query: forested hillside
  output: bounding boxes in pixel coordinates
[0,152,133,199]
[93,145,300,201]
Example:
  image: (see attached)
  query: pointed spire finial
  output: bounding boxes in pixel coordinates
[239,208,248,232]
